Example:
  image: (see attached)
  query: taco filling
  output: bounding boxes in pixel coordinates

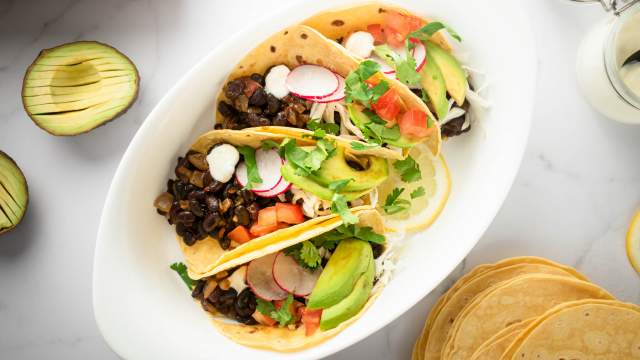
[154,132,387,249]
[187,222,386,334]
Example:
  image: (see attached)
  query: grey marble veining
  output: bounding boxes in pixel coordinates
[0,0,639,359]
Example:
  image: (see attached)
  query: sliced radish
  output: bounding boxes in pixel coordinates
[313,75,345,103]
[235,149,284,193]
[286,65,339,100]
[246,253,288,301]
[272,252,322,296]
[412,42,426,72]
[258,176,291,198]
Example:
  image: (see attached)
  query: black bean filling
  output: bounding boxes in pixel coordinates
[192,280,258,325]
[216,72,314,130]
[411,87,473,138]
[154,147,279,248]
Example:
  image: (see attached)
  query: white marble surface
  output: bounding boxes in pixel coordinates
[0,0,638,359]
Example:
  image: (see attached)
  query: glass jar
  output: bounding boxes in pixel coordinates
[576,0,640,124]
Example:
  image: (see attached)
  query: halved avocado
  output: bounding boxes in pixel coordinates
[22,41,140,136]
[280,162,368,202]
[309,146,388,192]
[0,152,28,235]
[420,50,449,120]
[425,41,468,106]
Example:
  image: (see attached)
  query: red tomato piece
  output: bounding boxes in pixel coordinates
[275,203,305,224]
[383,11,424,47]
[257,206,278,226]
[249,223,279,237]
[366,24,386,45]
[398,109,433,139]
[301,308,323,336]
[228,225,253,244]
[372,88,402,122]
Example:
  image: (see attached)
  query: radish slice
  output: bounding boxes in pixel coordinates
[258,176,291,198]
[313,75,345,103]
[286,65,339,100]
[246,253,288,301]
[235,149,284,193]
[272,252,322,296]
[412,42,426,72]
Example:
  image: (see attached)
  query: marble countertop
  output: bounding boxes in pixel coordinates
[0,0,638,359]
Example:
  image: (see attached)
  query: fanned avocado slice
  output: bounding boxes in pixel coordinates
[22,41,139,136]
[0,151,28,235]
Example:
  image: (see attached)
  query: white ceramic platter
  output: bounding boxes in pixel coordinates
[93,0,535,358]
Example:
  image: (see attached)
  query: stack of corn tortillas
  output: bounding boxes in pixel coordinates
[412,256,640,360]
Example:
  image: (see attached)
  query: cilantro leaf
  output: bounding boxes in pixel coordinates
[393,156,422,183]
[328,178,353,193]
[331,193,359,225]
[345,60,389,108]
[280,138,336,176]
[350,141,380,151]
[408,21,462,42]
[307,119,339,136]
[411,186,426,199]
[383,187,411,215]
[370,80,390,103]
[261,139,280,151]
[237,146,263,190]
[284,241,322,269]
[395,53,422,87]
[256,294,295,327]
[313,224,386,248]
[169,262,196,290]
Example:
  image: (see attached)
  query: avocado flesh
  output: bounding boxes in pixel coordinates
[307,239,373,309]
[22,41,139,136]
[425,41,468,106]
[347,105,419,148]
[0,152,28,235]
[420,51,449,120]
[308,146,388,192]
[319,252,374,331]
[280,161,370,202]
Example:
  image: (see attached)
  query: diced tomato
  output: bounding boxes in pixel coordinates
[249,223,279,237]
[383,11,424,47]
[257,206,278,226]
[275,203,305,224]
[301,308,323,336]
[228,225,253,244]
[367,24,386,45]
[252,310,277,326]
[372,88,402,122]
[398,109,433,139]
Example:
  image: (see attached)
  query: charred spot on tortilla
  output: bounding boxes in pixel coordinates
[296,55,304,64]
[284,30,288,35]
[270,46,276,53]
[331,19,344,26]
[378,7,386,13]
[300,33,308,39]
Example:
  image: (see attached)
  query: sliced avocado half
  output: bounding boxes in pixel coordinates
[347,105,420,148]
[22,41,139,136]
[308,146,388,192]
[0,151,28,235]
[280,162,368,202]
[425,41,468,106]
[420,50,449,120]
[307,239,373,310]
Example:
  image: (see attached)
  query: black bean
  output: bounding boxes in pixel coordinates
[202,172,214,187]
[195,224,208,240]
[173,181,187,200]
[265,94,281,114]
[204,180,224,194]
[273,112,289,126]
[234,206,250,226]
[187,190,206,202]
[189,200,205,217]
[239,189,255,203]
[182,231,196,246]
[249,87,267,107]
[176,211,196,224]
[203,212,222,232]
[209,286,238,315]
[204,195,219,211]
[175,222,187,236]
[234,288,256,318]
[219,235,231,250]
[225,79,245,100]
[168,202,181,224]
[166,179,175,194]
[246,203,260,223]
[217,101,237,118]
[219,198,232,214]
[250,73,265,86]
[187,153,209,171]
[372,243,385,259]
[191,280,205,299]
[223,183,238,198]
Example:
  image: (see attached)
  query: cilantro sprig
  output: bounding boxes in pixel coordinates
[350,141,380,151]
[284,240,322,269]
[393,155,422,183]
[261,139,280,151]
[256,294,295,327]
[383,187,411,215]
[280,138,336,176]
[411,186,426,199]
[360,110,401,145]
[169,262,196,290]
[313,224,386,250]
[345,60,390,108]
[307,119,339,137]
[408,21,462,43]
[237,146,263,190]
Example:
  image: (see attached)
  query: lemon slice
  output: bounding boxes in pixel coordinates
[626,209,640,274]
[377,143,451,232]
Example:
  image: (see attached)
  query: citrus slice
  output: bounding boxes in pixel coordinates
[377,143,451,232]
[626,209,640,274]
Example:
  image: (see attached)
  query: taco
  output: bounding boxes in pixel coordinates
[214,24,442,158]
[153,129,388,279]
[183,209,390,351]
[302,3,487,138]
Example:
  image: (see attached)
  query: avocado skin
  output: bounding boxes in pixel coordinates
[425,41,468,106]
[420,50,449,120]
[319,248,375,331]
[347,105,419,148]
[280,161,370,202]
[307,239,373,310]
[308,146,388,192]
[0,151,28,235]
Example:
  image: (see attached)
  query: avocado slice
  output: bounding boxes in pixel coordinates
[319,251,374,331]
[425,41,468,106]
[0,151,28,235]
[420,50,449,120]
[347,105,419,148]
[280,161,371,202]
[307,239,373,310]
[22,41,139,136]
[308,146,388,192]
